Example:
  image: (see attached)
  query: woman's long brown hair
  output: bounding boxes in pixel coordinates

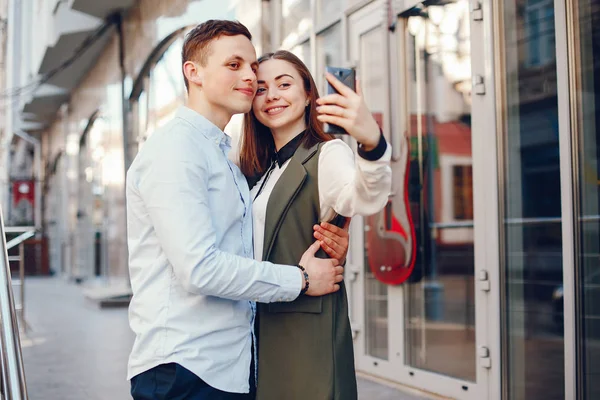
[239,50,334,178]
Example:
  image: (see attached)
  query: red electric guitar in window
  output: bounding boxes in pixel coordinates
[365,135,416,284]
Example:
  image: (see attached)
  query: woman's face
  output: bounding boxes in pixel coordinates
[252,59,309,134]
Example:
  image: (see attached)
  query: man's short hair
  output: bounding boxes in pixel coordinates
[181,20,252,91]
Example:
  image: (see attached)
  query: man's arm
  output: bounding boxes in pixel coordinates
[137,134,341,302]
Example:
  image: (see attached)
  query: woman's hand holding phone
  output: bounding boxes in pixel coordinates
[316,72,381,150]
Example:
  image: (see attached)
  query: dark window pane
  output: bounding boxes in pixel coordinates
[574,1,600,399]
[501,0,564,399]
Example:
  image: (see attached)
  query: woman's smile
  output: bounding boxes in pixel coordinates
[264,105,289,116]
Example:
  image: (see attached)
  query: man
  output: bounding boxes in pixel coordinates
[126,20,347,399]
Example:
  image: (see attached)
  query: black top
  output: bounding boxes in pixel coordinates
[357,130,387,161]
[274,130,306,168]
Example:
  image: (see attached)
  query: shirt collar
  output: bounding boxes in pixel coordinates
[175,106,232,149]
[274,130,306,168]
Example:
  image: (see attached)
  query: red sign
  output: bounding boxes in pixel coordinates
[365,137,416,285]
[12,180,35,225]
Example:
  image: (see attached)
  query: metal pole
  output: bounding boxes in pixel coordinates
[18,241,24,329]
[0,207,28,399]
[115,11,131,287]
[1,0,17,220]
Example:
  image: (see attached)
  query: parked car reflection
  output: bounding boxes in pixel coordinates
[552,263,600,335]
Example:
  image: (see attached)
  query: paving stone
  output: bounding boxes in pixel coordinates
[20,277,433,400]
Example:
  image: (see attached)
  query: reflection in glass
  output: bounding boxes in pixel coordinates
[573,1,600,399]
[136,37,187,150]
[360,25,389,360]
[104,83,128,278]
[282,0,311,48]
[316,23,342,95]
[402,0,476,381]
[500,0,563,399]
[76,116,107,280]
[524,0,555,67]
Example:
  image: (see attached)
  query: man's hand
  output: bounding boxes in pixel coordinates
[298,241,344,296]
[313,218,351,265]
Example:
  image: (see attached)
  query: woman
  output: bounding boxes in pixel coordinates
[239,51,392,400]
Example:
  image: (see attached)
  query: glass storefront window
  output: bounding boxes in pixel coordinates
[315,23,342,95]
[573,1,600,398]
[148,38,186,134]
[282,0,311,48]
[135,37,187,149]
[500,0,563,399]
[402,0,475,381]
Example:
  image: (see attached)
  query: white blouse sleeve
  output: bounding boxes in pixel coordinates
[318,138,392,221]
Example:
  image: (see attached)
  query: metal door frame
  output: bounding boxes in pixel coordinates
[345,0,402,381]
[346,0,502,398]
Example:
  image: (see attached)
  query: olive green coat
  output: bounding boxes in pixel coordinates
[255,142,357,400]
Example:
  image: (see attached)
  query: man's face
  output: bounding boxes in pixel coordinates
[199,35,258,117]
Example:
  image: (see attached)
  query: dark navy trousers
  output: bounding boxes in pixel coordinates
[130,361,256,400]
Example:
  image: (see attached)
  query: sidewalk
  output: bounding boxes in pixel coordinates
[20,277,434,400]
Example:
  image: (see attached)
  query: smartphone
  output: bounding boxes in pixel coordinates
[324,66,356,134]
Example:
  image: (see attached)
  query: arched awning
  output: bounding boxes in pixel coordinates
[129,26,193,102]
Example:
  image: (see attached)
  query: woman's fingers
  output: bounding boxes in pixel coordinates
[316,234,343,260]
[316,104,351,118]
[317,114,349,131]
[314,222,349,265]
[316,93,350,108]
[324,72,355,97]
[316,223,349,249]
[320,221,347,237]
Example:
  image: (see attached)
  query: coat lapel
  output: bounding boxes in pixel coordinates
[262,143,320,261]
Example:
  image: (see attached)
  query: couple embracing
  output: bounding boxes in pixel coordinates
[126,19,392,400]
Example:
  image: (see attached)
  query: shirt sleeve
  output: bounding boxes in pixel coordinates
[318,138,392,219]
[136,132,301,302]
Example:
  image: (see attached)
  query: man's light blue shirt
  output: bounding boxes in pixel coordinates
[126,106,302,393]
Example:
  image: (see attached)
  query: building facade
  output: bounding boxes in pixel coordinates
[2,0,599,399]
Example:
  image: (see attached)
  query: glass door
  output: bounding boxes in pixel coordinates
[347,1,493,398]
[566,1,600,398]
[398,1,485,398]
[346,0,402,380]
[496,1,566,399]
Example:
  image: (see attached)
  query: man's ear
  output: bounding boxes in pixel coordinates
[183,61,203,87]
